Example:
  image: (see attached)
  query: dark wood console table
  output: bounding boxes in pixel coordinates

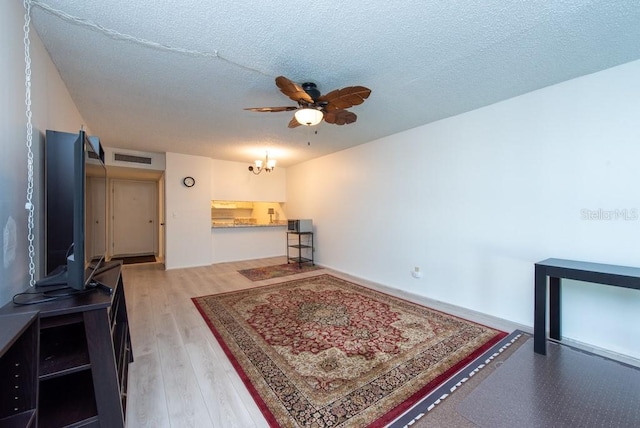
[534,258,640,355]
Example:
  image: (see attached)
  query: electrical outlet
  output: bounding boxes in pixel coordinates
[411,266,423,279]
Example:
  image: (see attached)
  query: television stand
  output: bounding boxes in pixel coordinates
[0,263,132,427]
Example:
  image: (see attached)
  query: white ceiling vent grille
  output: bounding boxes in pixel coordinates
[114,153,153,165]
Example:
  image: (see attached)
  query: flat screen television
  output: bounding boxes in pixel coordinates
[37,129,108,290]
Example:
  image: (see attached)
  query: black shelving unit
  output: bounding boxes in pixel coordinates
[287,232,314,267]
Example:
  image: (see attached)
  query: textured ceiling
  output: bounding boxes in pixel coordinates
[29,1,640,167]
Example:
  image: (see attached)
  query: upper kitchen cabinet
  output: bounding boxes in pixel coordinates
[211,158,286,202]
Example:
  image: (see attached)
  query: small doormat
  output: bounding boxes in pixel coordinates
[112,255,156,265]
[192,274,506,427]
[238,263,322,281]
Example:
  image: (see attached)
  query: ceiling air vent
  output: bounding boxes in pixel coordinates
[114,153,153,165]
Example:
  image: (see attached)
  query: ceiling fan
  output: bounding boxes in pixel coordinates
[245,76,371,128]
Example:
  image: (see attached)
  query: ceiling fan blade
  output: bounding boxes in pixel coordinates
[276,76,314,104]
[288,116,302,128]
[320,86,371,111]
[324,109,357,125]
[244,106,298,112]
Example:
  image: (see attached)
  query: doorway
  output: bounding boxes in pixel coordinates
[111,179,158,257]
[87,176,107,260]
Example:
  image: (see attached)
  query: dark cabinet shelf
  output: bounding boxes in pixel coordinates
[38,371,98,428]
[0,312,38,428]
[0,262,132,428]
[287,232,314,267]
[39,322,90,380]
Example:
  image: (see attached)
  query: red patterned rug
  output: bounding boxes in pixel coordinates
[192,274,506,427]
[238,263,322,281]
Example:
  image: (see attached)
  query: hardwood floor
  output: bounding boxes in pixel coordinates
[122,257,522,428]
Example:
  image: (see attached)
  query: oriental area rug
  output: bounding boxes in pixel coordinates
[238,263,323,281]
[192,274,506,427]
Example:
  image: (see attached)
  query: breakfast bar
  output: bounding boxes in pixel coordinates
[211,223,287,263]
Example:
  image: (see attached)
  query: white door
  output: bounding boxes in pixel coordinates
[87,176,107,260]
[112,180,157,256]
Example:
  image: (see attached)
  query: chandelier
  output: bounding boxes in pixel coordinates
[248,152,276,174]
[294,108,323,126]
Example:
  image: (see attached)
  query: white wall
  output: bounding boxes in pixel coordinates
[164,156,287,266]
[211,158,286,201]
[286,60,640,360]
[209,159,288,263]
[0,2,86,305]
[165,152,213,269]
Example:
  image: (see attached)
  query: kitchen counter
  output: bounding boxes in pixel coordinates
[211,222,287,263]
[211,223,287,229]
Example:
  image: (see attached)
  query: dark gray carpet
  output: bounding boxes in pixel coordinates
[390,331,527,428]
[457,338,640,427]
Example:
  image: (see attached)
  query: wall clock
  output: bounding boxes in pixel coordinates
[183,176,195,188]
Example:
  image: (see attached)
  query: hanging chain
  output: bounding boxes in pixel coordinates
[24,0,36,287]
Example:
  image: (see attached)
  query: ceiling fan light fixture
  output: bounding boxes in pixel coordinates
[295,108,323,126]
